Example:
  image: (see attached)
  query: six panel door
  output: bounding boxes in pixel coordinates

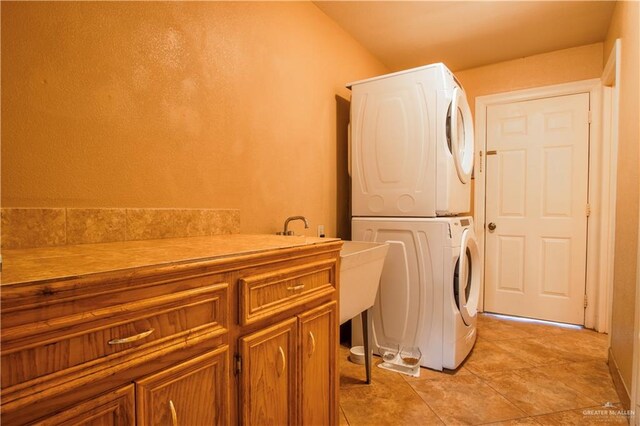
[484,93,590,324]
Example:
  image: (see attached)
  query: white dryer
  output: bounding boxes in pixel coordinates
[348,63,474,217]
[352,216,480,370]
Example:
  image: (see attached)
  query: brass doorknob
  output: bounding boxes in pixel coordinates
[488,222,497,232]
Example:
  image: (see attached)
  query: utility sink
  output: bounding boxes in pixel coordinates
[339,240,389,384]
[339,241,389,325]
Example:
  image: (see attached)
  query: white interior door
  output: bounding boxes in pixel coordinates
[484,93,590,325]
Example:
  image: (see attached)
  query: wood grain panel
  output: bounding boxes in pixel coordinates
[2,284,227,388]
[136,346,229,426]
[239,259,336,325]
[298,302,337,426]
[0,235,341,425]
[239,317,298,426]
[1,272,229,329]
[32,384,135,426]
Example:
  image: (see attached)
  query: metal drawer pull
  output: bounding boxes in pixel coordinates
[308,331,316,356]
[276,346,286,377]
[107,328,155,345]
[286,284,305,291]
[169,400,178,426]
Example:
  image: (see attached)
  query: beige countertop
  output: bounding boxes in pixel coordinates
[0,234,341,286]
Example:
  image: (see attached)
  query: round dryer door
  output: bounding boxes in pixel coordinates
[447,87,475,184]
[454,228,480,326]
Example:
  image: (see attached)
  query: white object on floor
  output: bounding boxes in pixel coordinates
[349,346,365,365]
[377,355,421,378]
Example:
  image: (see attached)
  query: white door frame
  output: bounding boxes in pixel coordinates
[600,39,621,336]
[474,78,608,330]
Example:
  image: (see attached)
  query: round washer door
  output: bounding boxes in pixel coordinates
[447,87,475,184]
[455,228,480,326]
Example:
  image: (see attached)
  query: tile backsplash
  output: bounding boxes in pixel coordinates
[1,208,240,250]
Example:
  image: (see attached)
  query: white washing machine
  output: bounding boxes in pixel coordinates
[351,216,480,370]
[348,62,474,218]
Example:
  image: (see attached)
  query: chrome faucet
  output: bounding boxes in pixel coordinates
[277,216,309,236]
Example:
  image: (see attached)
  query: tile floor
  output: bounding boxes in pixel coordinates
[339,313,629,425]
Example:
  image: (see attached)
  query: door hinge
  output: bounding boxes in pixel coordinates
[584,294,588,308]
[586,204,591,217]
[588,110,593,124]
[235,354,242,375]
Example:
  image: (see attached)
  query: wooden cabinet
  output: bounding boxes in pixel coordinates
[1,282,228,389]
[0,236,341,425]
[298,302,337,426]
[27,349,229,426]
[239,259,336,326]
[239,302,337,426]
[136,346,229,426]
[235,243,340,426]
[239,318,298,425]
[32,385,135,426]
[1,272,230,425]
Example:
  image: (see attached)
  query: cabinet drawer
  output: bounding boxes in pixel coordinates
[1,283,228,388]
[32,384,135,426]
[239,259,336,325]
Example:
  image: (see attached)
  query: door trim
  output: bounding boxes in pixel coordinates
[474,78,604,329]
[600,39,621,336]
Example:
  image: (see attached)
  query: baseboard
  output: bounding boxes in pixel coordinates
[608,348,631,410]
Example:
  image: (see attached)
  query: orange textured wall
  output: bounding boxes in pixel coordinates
[604,0,640,396]
[1,2,387,235]
[456,43,603,117]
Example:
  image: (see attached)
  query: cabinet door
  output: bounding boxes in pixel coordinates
[239,317,297,426]
[136,346,229,426]
[33,385,135,426]
[298,302,338,426]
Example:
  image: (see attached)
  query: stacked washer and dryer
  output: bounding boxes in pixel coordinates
[347,63,480,371]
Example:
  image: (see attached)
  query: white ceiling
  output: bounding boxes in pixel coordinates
[314,1,616,72]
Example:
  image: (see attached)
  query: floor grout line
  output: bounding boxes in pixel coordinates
[402,373,449,425]
[339,314,617,426]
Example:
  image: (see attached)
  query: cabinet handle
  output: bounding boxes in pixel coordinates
[308,331,316,357]
[286,284,305,291]
[169,399,178,426]
[107,328,155,345]
[276,346,286,377]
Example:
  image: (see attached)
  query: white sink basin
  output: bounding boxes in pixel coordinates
[339,241,389,324]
